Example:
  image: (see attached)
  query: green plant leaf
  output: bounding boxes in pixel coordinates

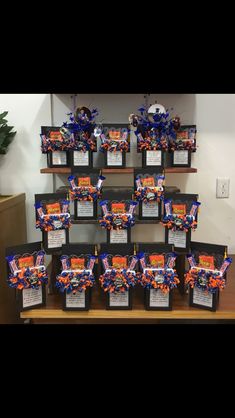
[0,111,8,119]
[6,131,17,138]
[0,126,14,134]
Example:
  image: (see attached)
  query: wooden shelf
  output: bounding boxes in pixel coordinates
[71,216,160,224]
[40,167,71,174]
[40,167,197,174]
[20,256,235,323]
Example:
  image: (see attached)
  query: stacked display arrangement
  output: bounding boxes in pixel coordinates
[56,244,96,311]
[5,242,48,311]
[41,106,98,169]
[99,244,138,309]
[98,123,130,168]
[185,242,232,311]
[5,98,233,323]
[137,243,179,310]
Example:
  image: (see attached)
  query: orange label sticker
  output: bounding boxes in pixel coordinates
[18,256,34,268]
[71,258,85,270]
[199,256,215,270]
[112,257,127,269]
[172,204,186,215]
[142,177,155,187]
[109,130,121,140]
[177,131,188,140]
[46,203,61,214]
[149,255,164,268]
[111,203,125,214]
[49,131,62,141]
[78,177,91,187]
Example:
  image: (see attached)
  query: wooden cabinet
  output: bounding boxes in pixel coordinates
[0,194,27,323]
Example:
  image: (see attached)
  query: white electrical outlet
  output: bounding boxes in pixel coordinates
[216,178,230,198]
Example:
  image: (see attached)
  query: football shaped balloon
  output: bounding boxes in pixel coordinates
[148,103,166,123]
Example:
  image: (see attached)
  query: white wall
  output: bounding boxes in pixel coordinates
[1,94,235,253]
[0,94,52,243]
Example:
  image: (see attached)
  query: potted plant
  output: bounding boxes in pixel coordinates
[0,111,16,155]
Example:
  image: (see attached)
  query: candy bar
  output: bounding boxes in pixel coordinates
[99,200,109,215]
[129,256,138,270]
[128,200,138,215]
[137,132,144,141]
[100,253,110,270]
[157,175,164,188]
[166,253,177,269]
[6,255,19,274]
[35,250,45,267]
[62,200,70,213]
[68,175,77,190]
[135,177,142,189]
[138,252,147,269]
[96,175,106,190]
[35,202,44,218]
[220,257,232,275]
[189,201,201,217]
[186,254,196,268]
[61,255,70,270]
[87,255,96,270]
[164,199,172,216]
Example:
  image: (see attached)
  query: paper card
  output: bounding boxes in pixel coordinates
[78,177,91,186]
[22,287,43,308]
[18,256,34,269]
[141,177,155,187]
[111,203,125,214]
[146,150,162,166]
[46,202,61,214]
[47,229,66,249]
[172,204,186,216]
[71,258,85,269]
[149,255,164,268]
[66,290,86,308]
[149,289,169,307]
[107,151,122,166]
[74,150,89,166]
[109,292,129,307]
[173,151,189,165]
[52,151,67,165]
[142,201,159,217]
[112,257,127,269]
[110,229,128,243]
[168,230,187,248]
[192,287,213,308]
[77,201,94,217]
[198,256,215,270]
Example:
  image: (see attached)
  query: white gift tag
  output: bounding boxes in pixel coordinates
[142,201,159,217]
[77,201,94,217]
[149,289,169,307]
[173,150,188,165]
[74,150,89,166]
[107,151,122,166]
[47,229,66,249]
[110,229,128,243]
[66,290,86,308]
[146,150,162,166]
[22,287,43,308]
[168,230,187,248]
[52,151,67,165]
[192,287,213,308]
[109,292,129,307]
